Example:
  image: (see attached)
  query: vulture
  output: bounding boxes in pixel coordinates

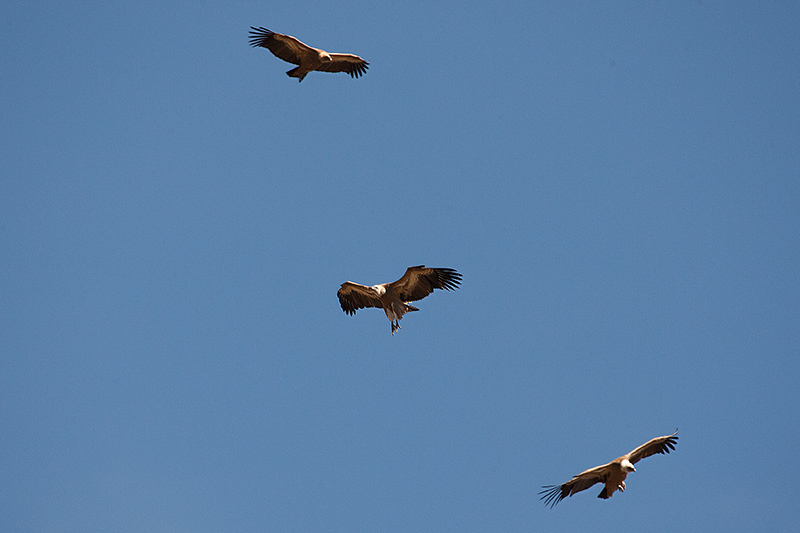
[249,27,369,82]
[540,430,679,507]
[337,266,462,335]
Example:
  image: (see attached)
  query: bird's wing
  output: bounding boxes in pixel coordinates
[539,463,613,508]
[316,53,370,78]
[389,266,462,302]
[249,27,317,66]
[337,282,383,315]
[627,429,679,464]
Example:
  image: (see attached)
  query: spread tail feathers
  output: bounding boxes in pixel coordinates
[286,67,306,81]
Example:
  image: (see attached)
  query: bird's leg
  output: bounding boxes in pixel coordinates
[618,481,626,492]
[391,321,401,335]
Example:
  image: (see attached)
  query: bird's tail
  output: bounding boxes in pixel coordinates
[597,487,611,499]
[286,67,306,82]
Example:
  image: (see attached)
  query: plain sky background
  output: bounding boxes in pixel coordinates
[2,1,799,531]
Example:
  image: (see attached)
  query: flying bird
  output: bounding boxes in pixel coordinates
[249,27,369,82]
[337,266,462,335]
[540,430,678,507]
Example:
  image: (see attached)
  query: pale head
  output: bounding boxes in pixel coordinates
[372,284,386,296]
[620,459,636,473]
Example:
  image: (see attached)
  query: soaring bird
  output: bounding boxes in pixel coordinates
[249,27,369,82]
[540,430,679,507]
[337,266,462,335]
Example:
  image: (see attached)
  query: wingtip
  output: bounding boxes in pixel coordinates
[538,485,563,508]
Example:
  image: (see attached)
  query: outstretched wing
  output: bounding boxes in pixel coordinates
[249,27,317,66]
[627,430,679,464]
[316,53,369,78]
[540,463,612,508]
[389,266,462,303]
[337,282,383,315]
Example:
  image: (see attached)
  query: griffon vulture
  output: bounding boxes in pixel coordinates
[249,27,369,82]
[337,266,462,335]
[540,430,678,507]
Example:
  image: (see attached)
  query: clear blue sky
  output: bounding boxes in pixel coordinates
[2,1,799,531]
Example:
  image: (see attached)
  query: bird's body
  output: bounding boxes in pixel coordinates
[249,27,369,82]
[540,430,678,507]
[337,266,461,335]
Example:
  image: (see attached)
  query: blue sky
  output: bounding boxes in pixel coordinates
[2,1,799,531]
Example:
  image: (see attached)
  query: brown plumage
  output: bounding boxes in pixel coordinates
[337,266,462,335]
[249,27,369,82]
[540,430,678,507]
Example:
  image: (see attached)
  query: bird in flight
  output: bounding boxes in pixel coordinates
[249,27,369,82]
[337,266,462,335]
[540,430,679,507]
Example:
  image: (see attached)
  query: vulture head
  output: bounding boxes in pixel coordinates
[620,459,636,473]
